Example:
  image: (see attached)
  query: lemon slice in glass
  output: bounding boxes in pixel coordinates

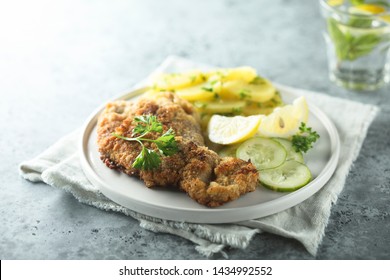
[257,96,309,138]
[349,4,390,25]
[351,4,386,15]
[327,0,344,7]
[208,114,264,145]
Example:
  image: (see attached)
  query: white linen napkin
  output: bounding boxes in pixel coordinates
[19,56,379,257]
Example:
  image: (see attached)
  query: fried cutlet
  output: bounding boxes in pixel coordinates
[97,91,258,207]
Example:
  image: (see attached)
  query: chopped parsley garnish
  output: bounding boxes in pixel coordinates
[189,75,197,83]
[250,76,266,85]
[239,89,251,100]
[193,101,207,109]
[292,122,320,153]
[232,107,243,115]
[201,86,214,92]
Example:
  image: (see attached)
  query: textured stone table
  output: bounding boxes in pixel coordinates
[1,0,389,259]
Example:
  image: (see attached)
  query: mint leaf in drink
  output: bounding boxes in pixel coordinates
[327,17,384,61]
[328,18,349,60]
[350,0,365,6]
[348,33,382,60]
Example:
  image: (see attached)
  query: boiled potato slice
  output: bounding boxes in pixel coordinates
[175,81,222,102]
[207,67,257,83]
[221,77,276,103]
[194,100,246,114]
[242,92,284,115]
[242,104,277,116]
[153,70,206,90]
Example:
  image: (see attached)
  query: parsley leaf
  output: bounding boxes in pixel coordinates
[132,146,161,170]
[250,76,266,85]
[239,89,251,100]
[154,128,178,156]
[132,115,162,136]
[292,122,320,153]
[112,115,179,170]
[201,86,214,92]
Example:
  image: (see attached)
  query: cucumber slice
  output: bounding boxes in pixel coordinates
[260,160,312,192]
[272,138,304,163]
[236,137,287,170]
[218,144,240,158]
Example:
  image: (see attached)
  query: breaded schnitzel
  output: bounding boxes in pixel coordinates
[97,91,258,207]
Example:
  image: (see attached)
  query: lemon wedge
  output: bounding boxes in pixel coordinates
[257,96,309,138]
[208,115,264,145]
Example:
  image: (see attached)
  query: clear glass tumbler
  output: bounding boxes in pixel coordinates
[320,0,390,90]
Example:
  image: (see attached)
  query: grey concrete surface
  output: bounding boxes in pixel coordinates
[0,0,389,259]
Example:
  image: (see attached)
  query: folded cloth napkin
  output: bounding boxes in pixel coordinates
[19,56,379,257]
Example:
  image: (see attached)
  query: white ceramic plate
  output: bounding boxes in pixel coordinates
[79,86,340,224]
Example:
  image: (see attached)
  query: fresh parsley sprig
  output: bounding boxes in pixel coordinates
[292,122,320,153]
[132,115,162,136]
[112,115,179,170]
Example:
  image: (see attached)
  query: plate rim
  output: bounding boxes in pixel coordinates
[79,86,340,223]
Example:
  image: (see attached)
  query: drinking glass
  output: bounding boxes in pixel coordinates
[320,0,390,90]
